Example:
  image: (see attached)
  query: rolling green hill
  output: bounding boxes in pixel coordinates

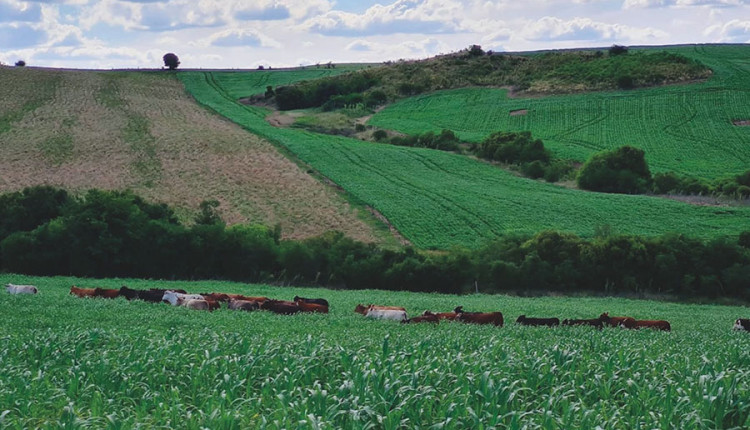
[369,45,750,180]
[179,51,750,249]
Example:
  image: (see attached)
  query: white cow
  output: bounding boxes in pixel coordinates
[176,297,210,310]
[365,307,407,321]
[162,290,204,306]
[5,283,38,294]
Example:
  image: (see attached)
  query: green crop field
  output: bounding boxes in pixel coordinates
[180,65,750,249]
[2,274,750,428]
[369,45,750,180]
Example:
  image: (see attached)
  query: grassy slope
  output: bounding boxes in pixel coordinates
[369,45,750,180]
[0,66,384,242]
[1,274,749,428]
[181,66,750,249]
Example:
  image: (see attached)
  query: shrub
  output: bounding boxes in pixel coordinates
[577,146,652,194]
[162,53,180,70]
[609,45,629,56]
[373,130,388,141]
[15,60,25,67]
[476,131,550,164]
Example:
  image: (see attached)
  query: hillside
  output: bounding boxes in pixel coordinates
[179,60,750,249]
[0,66,387,243]
[369,45,750,180]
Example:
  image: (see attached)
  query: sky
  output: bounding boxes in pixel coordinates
[0,0,749,69]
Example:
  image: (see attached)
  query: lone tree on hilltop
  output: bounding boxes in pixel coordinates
[163,53,180,70]
[609,45,628,56]
[15,60,26,67]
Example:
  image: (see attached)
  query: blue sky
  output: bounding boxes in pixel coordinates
[1,0,749,69]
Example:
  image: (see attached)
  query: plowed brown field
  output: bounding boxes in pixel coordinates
[0,66,386,242]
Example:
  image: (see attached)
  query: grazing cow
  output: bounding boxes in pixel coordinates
[456,308,504,326]
[355,304,407,315]
[403,312,440,324]
[5,284,38,294]
[297,301,329,313]
[201,293,231,303]
[228,299,260,311]
[163,290,204,306]
[633,320,671,331]
[176,297,210,311]
[94,288,120,299]
[562,318,604,329]
[261,299,300,315]
[365,307,407,321]
[70,286,97,298]
[516,315,560,327]
[294,296,330,307]
[733,319,750,331]
[118,286,140,300]
[599,312,637,329]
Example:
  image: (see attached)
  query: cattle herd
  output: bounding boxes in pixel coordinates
[5,283,750,332]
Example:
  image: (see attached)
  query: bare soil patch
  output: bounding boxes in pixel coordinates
[732,119,750,126]
[509,109,528,116]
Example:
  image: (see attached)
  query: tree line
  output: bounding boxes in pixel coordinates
[1,186,749,299]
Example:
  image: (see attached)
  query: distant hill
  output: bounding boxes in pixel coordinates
[0,66,389,243]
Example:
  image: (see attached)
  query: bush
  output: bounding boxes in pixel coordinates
[577,146,652,194]
[609,45,629,56]
[162,53,180,70]
[15,60,25,67]
[373,130,388,141]
[476,131,550,164]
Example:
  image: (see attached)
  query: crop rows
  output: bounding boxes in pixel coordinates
[2,274,750,428]
[180,66,750,249]
[369,45,750,180]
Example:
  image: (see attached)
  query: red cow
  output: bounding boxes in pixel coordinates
[599,312,637,329]
[261,299,300,315]
[70,286,97,298]
[456,308,504,326]
[94,288,120,299]
[633,320,671,331]
[403,312,440,324]
[297,301,328,313]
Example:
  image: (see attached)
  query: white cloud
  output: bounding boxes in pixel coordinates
[205,28,281,48]
[521,16,664,42]
[303,0,461,36]
[704,19,750,41]
[624,0,748,8]
[0,23,46,47]
[0,0,42,22]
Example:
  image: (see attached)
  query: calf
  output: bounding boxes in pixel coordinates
[516,315,560,327]
[70,286,97,298]
[5,284,38,294]
[228,299,260,311]
[294,296,329,307]
[403,312,440,324]
[94,288,120,299]
[562,318,603,330]
[599,312,637,329]
[734,319,750,331]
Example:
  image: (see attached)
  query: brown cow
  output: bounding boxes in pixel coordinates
[403,312,440,324]
[94,288,120,299]
[294,296,329,307]
[633,320,671,331]
[599,312,637,329]
[354,304,406,315]
[261,299,300,315]
[456,308,504,327]
[424,310,459,321]
[297,301,328,313]
[70,286,97,298]
[562,318,603,329]
[516,315,560,327]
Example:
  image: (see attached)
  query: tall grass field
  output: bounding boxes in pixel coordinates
[1,274,749,428]
[369,45,750,180]
[180,53,750,249]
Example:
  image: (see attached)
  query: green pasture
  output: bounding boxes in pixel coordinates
[179,68,750,249]
[1,274,750,428]
[369,45,750,180]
